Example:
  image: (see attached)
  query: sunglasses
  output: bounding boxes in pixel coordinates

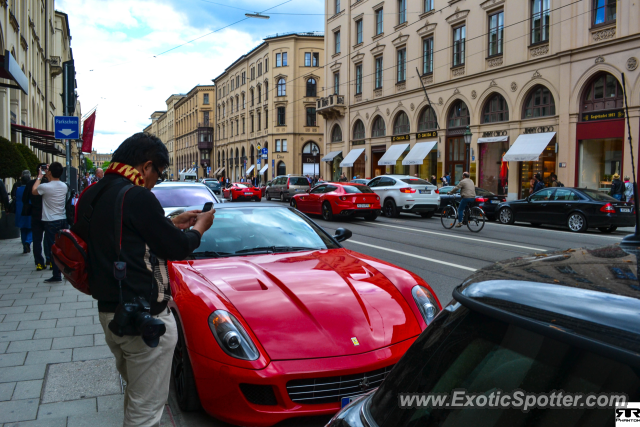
[152,164,165,182]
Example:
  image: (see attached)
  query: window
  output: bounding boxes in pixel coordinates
[258,63,262,76]
[353,120,365,140]
[453,25,466,67]
[265,109,268,129]
[306,78,317,97]
[242,72,246,84]
[242,118,245,133]
[265,58,268,72]
[236,95,239,112]
[334,72,340,95]
[282,139,287,151]
[425,0,434,12]
[448,100,470,128]
[250,115,254,132]
[482,94,509,123]
[236,75,239,87]
[531,0,550,44]
[523,85,556,118]
[372,116,386,137]
[276,139,281,152]
[236,120,239,134]
[397,48,406,82]
[258,86,262,103]
[376,8,384,35]
[250,90,254,106]
[277,78,286,96]
[242,93,246,109]
[204,94,210,104]
[530,188,554,201]
[331,125,343,142]
[488,11,504,56]
[393,111,410,135]
[418,107,438,131]
[305,52,311,67]
[375,56,383,89]
[277,106,286,126]
[355,65,362,94]
[423,37,433,74]
[306,107,317,126]
[594,0,616,25]
[230,99,233,112]
[581,72,624,114]
[231,80,234,91]
[277,161,286,176]
[203,111,210,125]
[282,52,287,66]
[276,53,282,67]
[251,67,255,80]
[257,112,261,130]
[335,31,341,54]
[313,52,319,67]
[356,19,363,44]
[336,0,340,13]
[398,0,406,24]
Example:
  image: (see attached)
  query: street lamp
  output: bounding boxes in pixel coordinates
[311,145,319,184]
[245,13,270,19]
[463,126,472,174]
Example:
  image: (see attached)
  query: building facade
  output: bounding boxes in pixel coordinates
[87,149,111,168]
[213,32,325,184]
[175,85,215,179]
[142,95,185,179]
[320,0,640,200]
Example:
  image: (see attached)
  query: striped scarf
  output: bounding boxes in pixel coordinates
[105,162,145,186]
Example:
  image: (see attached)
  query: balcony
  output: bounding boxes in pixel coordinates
[197,123,213,150]
[49,56,62,77]
[316,95,345,120]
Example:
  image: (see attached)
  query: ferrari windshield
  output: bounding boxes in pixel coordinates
[193,207,340,257]
[152,185,217,207]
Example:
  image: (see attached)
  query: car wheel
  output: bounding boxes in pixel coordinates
[498,207,515,225]
[363,212,378,221]
[383,199,399,218]
[567,212,587,232]
[419,211,434,219]
[290,199,297,209]
[598,226,617,233]
[322,202,334,221]
[254,197,261,202]
[172,312,201,412]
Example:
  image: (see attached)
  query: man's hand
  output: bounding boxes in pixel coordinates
[192,209,215,237]
[171,210,202,230]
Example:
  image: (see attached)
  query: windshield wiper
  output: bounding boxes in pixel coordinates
[192,250,231,258]
[233,246,318,255]
[271,246,318,253]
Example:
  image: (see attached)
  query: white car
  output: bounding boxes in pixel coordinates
[367,175,440,218]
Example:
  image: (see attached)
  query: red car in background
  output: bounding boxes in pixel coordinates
[291,183,381,221]
[223,183,262,202]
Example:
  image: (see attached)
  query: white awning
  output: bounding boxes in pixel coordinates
[477,136,509,144]
[321,150,342,162]
[212,167,220,175]
[402,141,437,165]
[217,167,225,174]
[340,148,365,168]
[246,165,255,174]
[503,132,556,162]
[259,165,268,174]
[378,143,410,166]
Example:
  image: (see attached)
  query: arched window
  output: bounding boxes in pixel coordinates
[522,85,556,118]
[264,81,269,100]
[353,120,365,140]
[250,89,254,106]
[372,115,386,137]
[418,106,438,131]
[306,78,317,97]
[581,72,623,115]
[230,99,234,113]
[235,95,239,112]
[393,111,410,135]
[331,125,343,142]
[302,141,320,153]
[482,94,509,123]
[277,78,286,96]
[257,85,262,103]
[277,161,286,176]
[242,93,246,109]
[447,100,470,128]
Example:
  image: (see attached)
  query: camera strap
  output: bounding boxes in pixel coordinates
[113,184,135,304]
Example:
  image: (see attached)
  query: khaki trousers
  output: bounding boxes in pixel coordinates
[99,308,178,427]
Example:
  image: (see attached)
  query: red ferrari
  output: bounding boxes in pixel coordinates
[290,183,381,222]
[168,203,441,426]
[223,182,262,201]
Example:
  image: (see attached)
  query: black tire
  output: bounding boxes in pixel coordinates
[440,206,457,229]
[498,207,515,225]
[467,207,486,233]
[419,211,435,219]
[254,197,261,202]
[598,226,617,233]
[172,313,201,412]
[567,212,588,232]
[280,192,286,202]
[266,191,271,201]
[290,199,297,209]
[383,199,399,218]
[363,212,378,221]
[322,202,334,221]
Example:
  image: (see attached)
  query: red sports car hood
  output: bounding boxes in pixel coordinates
[189,249,422,360]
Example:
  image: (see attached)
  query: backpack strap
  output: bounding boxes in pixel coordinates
[114,184,135,260]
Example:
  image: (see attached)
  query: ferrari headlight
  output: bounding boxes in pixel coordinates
[411,285,440,325]
[208,310,259,360]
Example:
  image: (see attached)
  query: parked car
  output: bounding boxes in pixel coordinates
[438,185,456,194]
[265,175,311,202]
[201,178,222,195]
[290,182,381,221]
[151,182,220,216]
[350,179,370,185]
[168,203,442,426]
[497,187,635,232]
[367,175,440,218]
[222,183,262,202]
[328,244,640,426]
[438,187,507,221]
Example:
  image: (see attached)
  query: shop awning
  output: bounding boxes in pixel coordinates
[477,136,509,143]
[259,164,268,174]
[11,124,65,155]
[378,143,409,166]
[503,132,556,162]
[340,148,365,168]
[0,50,28,94]
[246,165,255,175]
[217,167,225,175]
[321,150,342,162]
[212,167,220,175]
[402,141,437,165]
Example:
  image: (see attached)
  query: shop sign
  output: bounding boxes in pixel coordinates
[352,140,365,145]
[416,131,437,139]
[524,126,554,134]
[581,109,625,122]
[391,134,410,142]
[277,154,285,159]
[559,162,566,168]
[481,130,507,137]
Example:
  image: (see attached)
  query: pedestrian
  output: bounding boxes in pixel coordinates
[624,176,634,203]
[76,133,214,426]
[452,172,476,228]
[0,178,8,211]
[32,162,68,282]
[532,173,545,193]
[414,173,418,178]
[83,172,91,189]
[95,168,104,181]
[23,164,51,270]
[14,170,32,254]
[609,173,624,200]
[430,175,437,186]
[339,173,347,182]
[445,172,451,185]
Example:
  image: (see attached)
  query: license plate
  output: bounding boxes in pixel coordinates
[490,200,499,204]
[620,208,631,213]
[244,192,252,196]
[419,190,431,194]
[357,204,370,208]
[341,395,363,408]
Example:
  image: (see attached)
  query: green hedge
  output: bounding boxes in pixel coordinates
[0,137,28,179]
[13,143,41,176]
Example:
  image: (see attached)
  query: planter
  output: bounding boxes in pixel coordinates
[0,211,20,239]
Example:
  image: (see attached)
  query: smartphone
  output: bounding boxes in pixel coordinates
[203,202,213,212]
[40,166,47,172]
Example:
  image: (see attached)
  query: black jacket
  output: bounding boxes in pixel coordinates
[76,174,201,314]
[22,178,46,220]
[610,179,624,196]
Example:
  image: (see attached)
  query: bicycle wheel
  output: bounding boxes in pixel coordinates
[467,207,486,233]
[441,206,457,229]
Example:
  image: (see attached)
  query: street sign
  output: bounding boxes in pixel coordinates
[262,148,268,155]
[257,158,261,165]
[54,116,79,140]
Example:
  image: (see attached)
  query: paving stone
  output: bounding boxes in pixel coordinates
[56,316,93,327]
[0,381,15,401]
[25,303,60,313]
[12,380,43,400]
[60,302,93,311]
[17,287,42,294]
[73,346,113,362]
[75,308,98,317]
[0,398,39,422]
[52,335,93,350]
[1,293,32,300]
[34,326,74,340]
[0,299,15,307]
[97,394,123,412]
[74,324,103,336]
[0,352,26,367]
[42,359,120,403]
[0,306,27,315]
[0,364,47,383]
[76,294,93,302]
[6,339,52,353]
[2,313,41,323]
[12,298,47,307]
[0,342,8,353]
[25,349,72,365]
[0,322,18,332]
[94,333,106,346]
[40,309,76,320]
[0,330,34,343]
[37,397,97,419]
[17,319,57,330]
[0,314,5,322]
[5,416,68,426]
[68,410,124,427]
[46,295,78,304]
[31,291,63,299]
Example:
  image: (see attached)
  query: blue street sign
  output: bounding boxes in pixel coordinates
[262,148,268,155]
[54,116,80,140]
[257,158,261,165]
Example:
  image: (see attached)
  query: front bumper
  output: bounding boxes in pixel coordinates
[189,337,415,427]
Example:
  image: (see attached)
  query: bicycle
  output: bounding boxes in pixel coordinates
[440,199,486,232]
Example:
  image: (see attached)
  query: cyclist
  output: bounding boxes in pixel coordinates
[452,171,476,228]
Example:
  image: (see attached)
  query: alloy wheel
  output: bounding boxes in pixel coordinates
[568,213,586,232]
[499,208,513,224]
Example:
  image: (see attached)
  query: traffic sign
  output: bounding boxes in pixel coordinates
[257,158,261,165]
[54,116,79,140]
[261,148,268,155]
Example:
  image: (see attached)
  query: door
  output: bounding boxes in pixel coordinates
[548,188,582,224]
[446,137,467,185]
[370,177,395,203]
[304,185,326,214]
[518,188,556,223]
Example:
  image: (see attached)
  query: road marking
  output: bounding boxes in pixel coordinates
[374,223,547,251]
[348,240,478,272]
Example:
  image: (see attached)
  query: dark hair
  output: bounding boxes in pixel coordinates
[111,133,169,169]
[535,173,542,180]
[49,162,63,178]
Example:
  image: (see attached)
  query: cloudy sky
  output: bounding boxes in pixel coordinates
[56,0,324,153]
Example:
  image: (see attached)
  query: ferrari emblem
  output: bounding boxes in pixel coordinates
[351,337,360,346]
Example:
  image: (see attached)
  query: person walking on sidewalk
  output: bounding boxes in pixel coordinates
[453,172,476,228]
[532,173,545,193]
[15,170,32,254]
[32,162,68,283]
[23,164,52,270]
[624,176,634,203]
[609,174,625,201]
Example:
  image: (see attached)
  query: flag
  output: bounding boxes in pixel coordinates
[81,110,96,153]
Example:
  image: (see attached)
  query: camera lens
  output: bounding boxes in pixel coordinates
[134,312,166,348]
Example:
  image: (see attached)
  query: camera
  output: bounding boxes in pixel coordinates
[108,296,166,348]
[40,165,47,172]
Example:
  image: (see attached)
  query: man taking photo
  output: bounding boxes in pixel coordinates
[76,133,214,426]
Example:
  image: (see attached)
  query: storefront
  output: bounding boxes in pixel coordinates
[378,143,409,175]
[477,135,509,196]
[322,150,343,181]
[340,147,365,178]
[403,139,438,180]
[446,100,471,185]
[502,132,556,199]
[259,164,268,184]
[302,142,320,176]
[371,145,386,177]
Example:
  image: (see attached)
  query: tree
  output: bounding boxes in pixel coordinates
[101,161,110,169]
[13,143,41,176]
[85,158,94,172]
[0,137,28,179]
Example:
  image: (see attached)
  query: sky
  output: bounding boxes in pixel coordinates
[56,0,324,154]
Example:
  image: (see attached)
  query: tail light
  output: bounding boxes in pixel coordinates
[340,196,347,201]
[435,189,439,194]
[476,197,488,203]
[399,187,416,194]
[286,178,290,190]
[501,198,506,202]
[600,203,616,213]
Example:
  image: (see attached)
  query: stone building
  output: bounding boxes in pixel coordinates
[87,149,111,168]
[213,32,325,184]
[320,0,640,200]
[142,94,185,179]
